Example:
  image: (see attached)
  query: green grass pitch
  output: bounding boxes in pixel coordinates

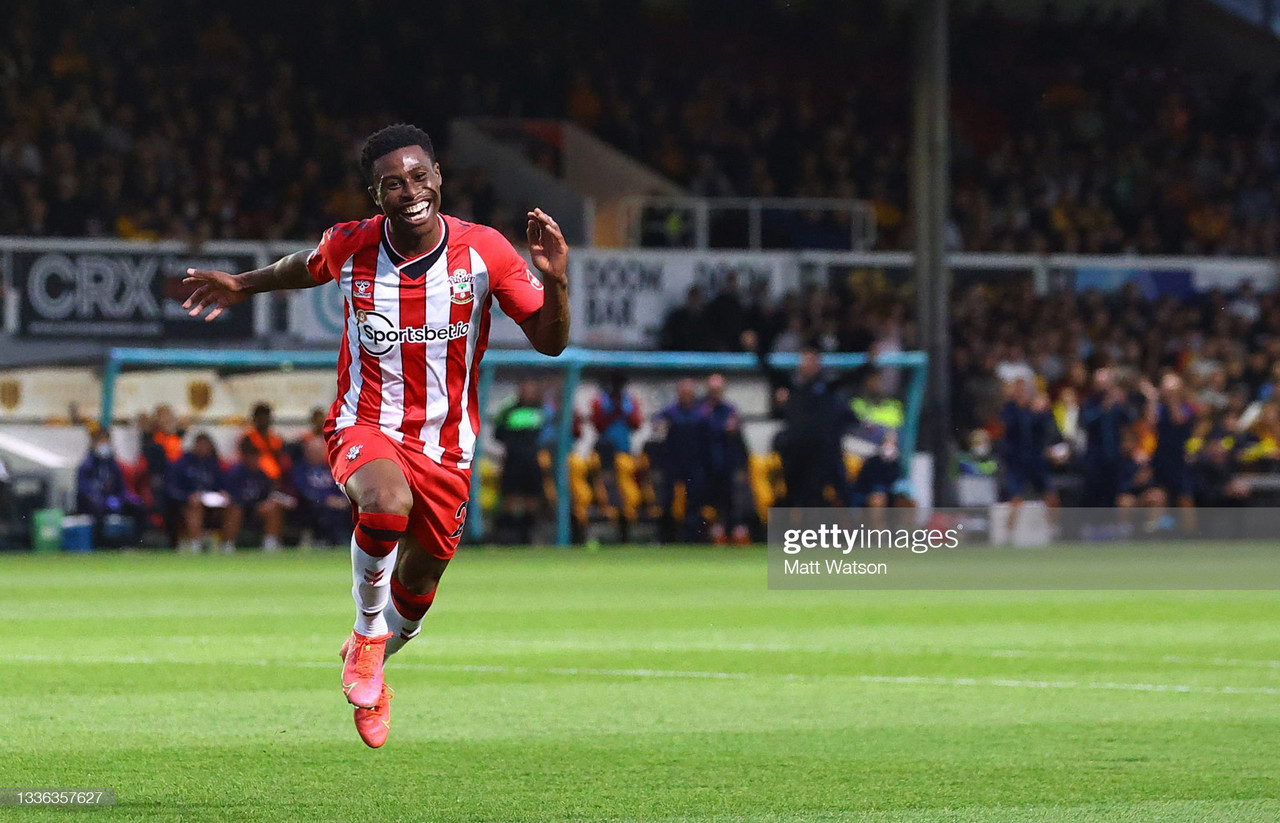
[1,546,1278,822]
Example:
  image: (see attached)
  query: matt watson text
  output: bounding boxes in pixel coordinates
[783,557,889,575]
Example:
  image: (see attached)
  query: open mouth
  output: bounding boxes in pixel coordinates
[400,199,432,222]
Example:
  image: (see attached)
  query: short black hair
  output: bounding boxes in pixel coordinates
[360,124,436,185]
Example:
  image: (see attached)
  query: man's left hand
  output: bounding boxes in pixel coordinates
[526,208,568,284]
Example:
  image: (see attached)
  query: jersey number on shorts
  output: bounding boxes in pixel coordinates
[449,501,468,539]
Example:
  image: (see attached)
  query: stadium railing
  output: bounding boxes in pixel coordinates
[100,347,927,546]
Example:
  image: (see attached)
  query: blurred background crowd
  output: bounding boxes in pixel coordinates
[69,281,1280,549]
[657,269,1280,515]
[4,0,1280,550]
[5,1,1280,253]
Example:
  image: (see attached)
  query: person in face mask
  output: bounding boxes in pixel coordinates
[75,428,147,548]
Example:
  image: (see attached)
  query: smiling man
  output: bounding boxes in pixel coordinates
[182,124,570,748]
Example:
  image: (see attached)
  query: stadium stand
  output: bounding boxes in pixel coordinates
[5,0,1280,547]
[3,2,1280,253]
[659,268,1280,511]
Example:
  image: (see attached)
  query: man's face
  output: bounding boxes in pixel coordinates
[193,438,213,459]
[677,379,697,407]
[799,352,820,380]
[518,381,540,405]
[370,145,442,234]
[155,405,176,433]
[706,374,725,403]
[253,408,271,431]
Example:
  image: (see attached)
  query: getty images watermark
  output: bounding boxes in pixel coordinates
[781,522,962,576]
[767,507,1280,590]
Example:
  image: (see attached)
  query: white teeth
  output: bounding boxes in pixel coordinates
[405,202,428,217]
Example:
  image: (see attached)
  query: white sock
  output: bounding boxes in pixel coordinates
[383,597,422,658]
[351,534,397,637]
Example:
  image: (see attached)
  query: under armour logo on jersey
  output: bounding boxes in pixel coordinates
[346,444,363,461]
[526,269,544,291]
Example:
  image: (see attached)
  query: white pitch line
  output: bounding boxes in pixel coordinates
[991,649,1280,669]
[5,653,1278,696]
[851,674,1280,696]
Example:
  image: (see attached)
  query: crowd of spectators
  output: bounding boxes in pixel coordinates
[545,356,907,544]
[0,0,531,244]
[72,378,767,548]
[594,3,1280,255]
[5,2,1280,254]
[572,373,760,544]
[73,256,1280,550]
[660,268,1280,507]
[484,372,757,545]
[75,402,350,551]
[952,278,1280,505]
[947,7,1280,256]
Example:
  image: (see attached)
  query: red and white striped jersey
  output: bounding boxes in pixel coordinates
[307,213,545,468]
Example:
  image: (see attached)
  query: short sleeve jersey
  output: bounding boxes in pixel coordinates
[306,213,545,468]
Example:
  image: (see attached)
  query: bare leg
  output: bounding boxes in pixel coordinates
[183,499,205,543]
[345,459,413,517]
[396,535,450,597]
[258,500,284,550]
[1005,496,1023,544]
[382,534,450,657]
[222,504,244,546]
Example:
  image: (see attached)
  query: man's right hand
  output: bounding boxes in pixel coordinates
[183,268,247,321]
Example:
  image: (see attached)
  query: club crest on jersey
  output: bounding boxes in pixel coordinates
[449,268,475,304]
[354,279,373,297]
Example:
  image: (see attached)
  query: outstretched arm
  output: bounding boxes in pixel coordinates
[519,208,570,356]
[183,250,318,321]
